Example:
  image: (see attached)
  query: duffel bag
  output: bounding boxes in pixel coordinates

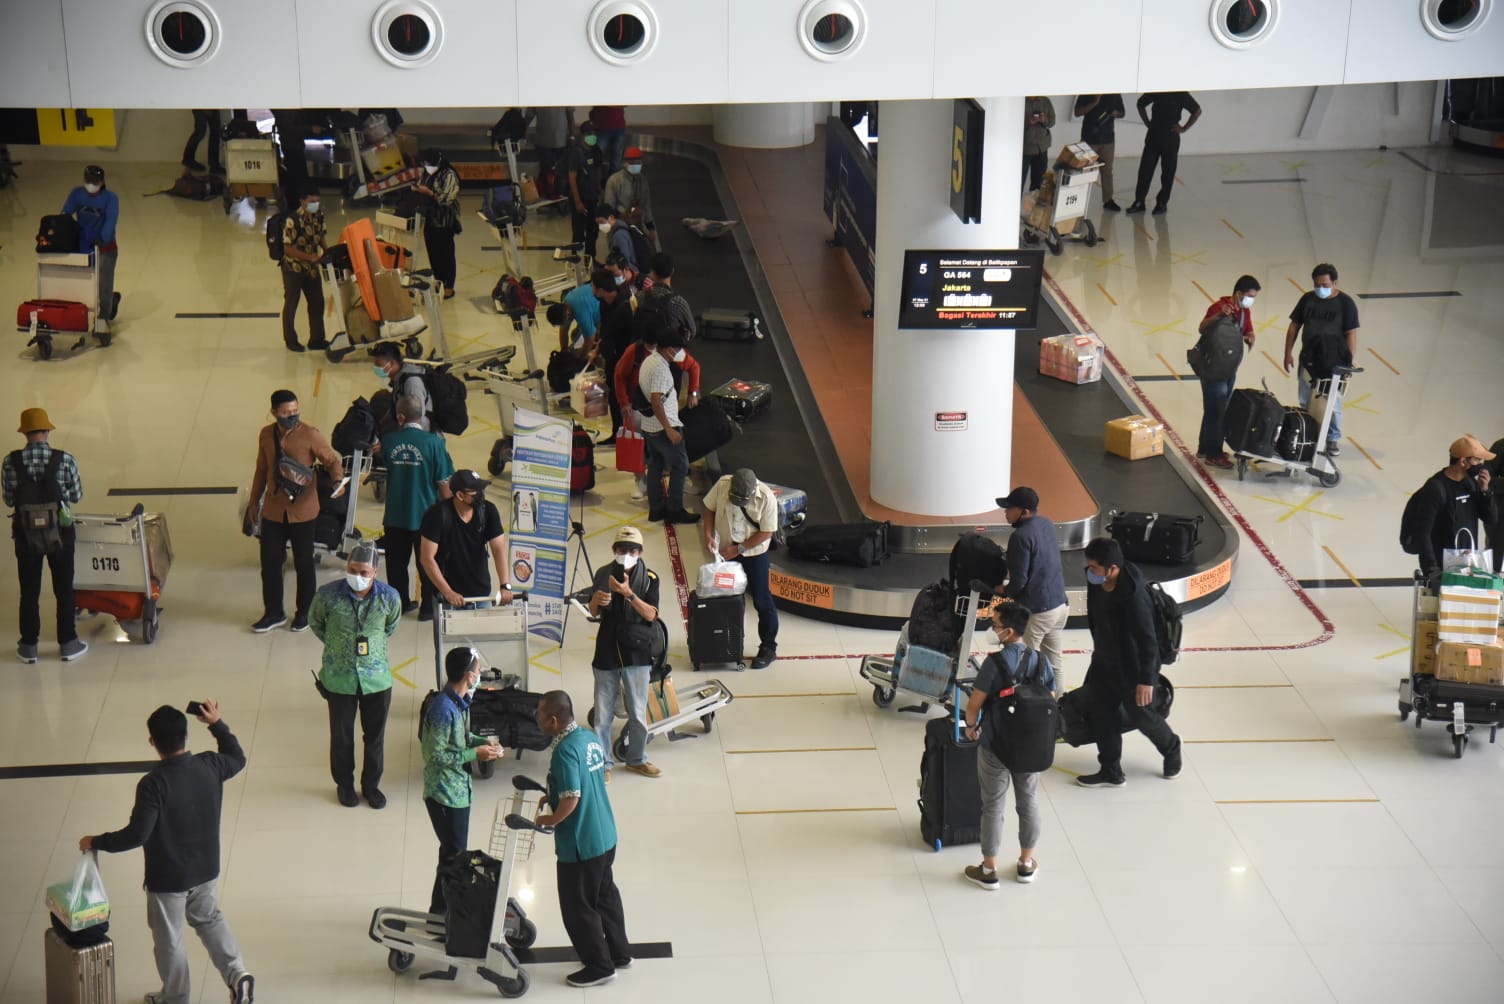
[786,521,891,568]
[1107,510,1203,565]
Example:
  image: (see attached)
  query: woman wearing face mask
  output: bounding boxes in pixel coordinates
[308,541,403,809]
[61,165,122,325]
[414,147,461,299]
[587,526,663,779]
[246,389,345,634]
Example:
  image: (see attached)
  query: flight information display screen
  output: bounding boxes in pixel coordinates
[897,249,1045,329]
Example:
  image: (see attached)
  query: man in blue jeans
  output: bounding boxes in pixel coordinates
[700,468,780,669]
[638,328,699,524]
[589,527,662,779]
[1194,275,1259,469]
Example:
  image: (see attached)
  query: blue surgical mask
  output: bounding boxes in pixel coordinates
[614,274,626,286]
[1314,286,1334,299]
[345,573,373,592]
[626,164,642,175]
[1085,569,1108,586]
[373,365,389,379]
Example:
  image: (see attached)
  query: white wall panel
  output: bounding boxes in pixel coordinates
[296,0,518,108]
[1344,0,1504,84]
[727,0,936,103]
[515,0,728,107]
[1138,0,1351,93]
[933,0,1140,98]
[0,0,72,109]
[62,0,302,108]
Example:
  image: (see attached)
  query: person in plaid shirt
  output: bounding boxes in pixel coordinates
[4,408,86,664]
[279,185,327,352]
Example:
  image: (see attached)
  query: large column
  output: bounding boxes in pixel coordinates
[870,97,1023,516]
[713,103,816,149]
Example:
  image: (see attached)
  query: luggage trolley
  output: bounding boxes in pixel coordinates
[589,671,735,763]
[21,253,105,360]
[1398,571,1504,758]
[860,588,985,712]
[221,137,279,212]
[369,776,547,998]
[319,260,428,364]
[433,596,534,776]
[1233,365,1362,488]
[1022,149,1103,255]
[71,504,172,644]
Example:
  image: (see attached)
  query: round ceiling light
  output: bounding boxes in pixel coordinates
[799,0,867,61]
[1421,0,1492,40]
[372,1,444,67]
[145,1,222,68]
[588,2,659,65]
[1209,0,1279,50]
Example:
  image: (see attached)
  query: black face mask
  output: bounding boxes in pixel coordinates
[276,414,300,431]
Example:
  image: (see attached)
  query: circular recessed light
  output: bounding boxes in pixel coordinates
[588,2,659,65]
[145,1,221,68]
[372,1,443,67]
[1421,0,1492,40]
[799,0,867,61]
[1209,0,1279,50]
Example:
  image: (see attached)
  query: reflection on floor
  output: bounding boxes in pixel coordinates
[0,143,1502,1003]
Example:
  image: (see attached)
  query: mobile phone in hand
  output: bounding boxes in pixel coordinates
[186,701,205,717]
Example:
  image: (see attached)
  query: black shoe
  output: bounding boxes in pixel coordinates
[418,607,434,623]
[307,339,330,351]
[1125,202,1146,215]
[647,509,666,523]
[566,969,616,988]
[667,509,700,524]
[1151,204,1168,216]
[1163,739,1183,780]
[402,601,421,616]
[1103,200,1122,212]
[290,614,310,632]
[1076,770,1126,788]
[612,957,633,970]
[336,786,359,807]
[750,649,777,670]
[182,158,206,172]
[285,341,306,353]
[251,614,287,633]
[363,787,387,809]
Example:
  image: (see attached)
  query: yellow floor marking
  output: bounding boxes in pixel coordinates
[312,367,323,398]
[1343,393,1379,416]
[1261,349,1285,372]
[1220,162,1248,174]
[1216,798,1378,805]
[1133,221,1154,241]
[1185,738,1334,744]
[1367,347,1401,375]
[1254,315,1285,334]
[1086,253,1128,269]
[1375,644,1411,661]
[1052,764,1081,778]
[735,807,894,816]
[735,692,859,699]
[1287,276,1306,293]
[1220,218,1245,239]
[585,510,654,541]
[1155,353,1181,381]
[390,656,418,689]
[1363,154,1385,169]
[725,746,876,755]
[528,644,563,678]
[1347,437,1382,470]
[1379,622,1410,641]
[1321,546,1362,588]
[1096,282,1117,305]
[1172,251,1207,266]
[1251,490,1343,523]
[1286,160,1309,172]
[1130,319,1192,338]
[1191,279,1214,302]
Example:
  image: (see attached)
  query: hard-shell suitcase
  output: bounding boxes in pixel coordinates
[765,483,808,531]
[680,404,737,462]
[918,702,980,850]
[697,308,760,342]
[707,378,772,422]
[1276,407,1319,463]
[1224,388,1283,457]
[44,928,116,1003]
[1106,511,1203,565]
[17,299,90,333]
[687,590,744,670]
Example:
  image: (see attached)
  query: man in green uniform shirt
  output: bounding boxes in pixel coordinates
[380,394,454,615]
[534,690,632,988]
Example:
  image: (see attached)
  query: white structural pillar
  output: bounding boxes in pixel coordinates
[870,97,1024,515]
[713,103,817,149]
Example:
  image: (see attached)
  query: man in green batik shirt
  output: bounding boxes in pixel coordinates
[308,541,402,810]
[421,647,505,915]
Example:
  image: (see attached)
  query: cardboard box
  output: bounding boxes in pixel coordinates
[1039,334,1103,385]
[1105,416,1165,460]
[1414,620,1439,676]
[1436,640,1504,685]
[645,677,680,725]
[1056,142,1100,170]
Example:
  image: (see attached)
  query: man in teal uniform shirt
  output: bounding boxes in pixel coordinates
[534,690,632,988]
[380,394,455,614]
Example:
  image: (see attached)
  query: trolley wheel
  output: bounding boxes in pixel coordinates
[612,734,628,762]
[326,346,351,363]
[1318,466,1341,488]
[701,712,715,733]
[494,969,529,998]
[1398,703,1411,723]
[1453,732,1467,758]
[36,336,54,361]
[387,949,415,973]
[1046,229,1064,256]
[1082,218,1098,248]
[141,600,160,644]
[872,686,897,708]
[94,329,112,348]
[1021,230,1040,245]
[506,918,537,950]
[403,337,422,359]
[1235,457,1248,481]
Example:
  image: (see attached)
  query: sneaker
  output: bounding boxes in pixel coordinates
[60,639,89,662]
[623,761,662,779]
[251,615,287,633]
[363,787,387,809]
[289,615,310,632]
[963,864,1000,891]
[1204,455,1235,470]
[336,786,359,808]
[1103,199,1122,212]
[1125,202,1146,215]
[1325,442,1341,457]
[630,477,647,502]
[417,607,434,623]
[1016,858,1038,884]
[182,159,206,172]
[566,968,616,988]
[667,510,700,524]
[647,509,665,523]
[231,971,255,1004]
[1151,204,1168,216]
[17,643,38,664]
[750,649,777,670]
[1163,739,1183,780]
[1076,770,1126,788]
[612,956,633,970]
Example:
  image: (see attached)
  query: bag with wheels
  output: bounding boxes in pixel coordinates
[1223,388,1283,457]
[1275,408,1320,463]
[918,700,980,849]
[786,521,890,568]
[1106,511,1203,566]
[470,687,551,752]
[687,590,744,670]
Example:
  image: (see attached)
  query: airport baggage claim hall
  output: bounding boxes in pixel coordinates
[2,2,1503,1002]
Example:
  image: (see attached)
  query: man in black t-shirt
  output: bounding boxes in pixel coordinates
[588,526,663,779]
[1128,92,1201,215]
[1282,263,1360,457]
[1074,94,1125,211]
[418,470,513,621]
[1411,436,1497,577]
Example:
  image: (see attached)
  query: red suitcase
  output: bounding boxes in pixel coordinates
[17,299,90,332]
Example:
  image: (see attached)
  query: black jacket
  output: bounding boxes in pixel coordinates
[92,721,246,893]
[1415,469,1498,574]
[1084,563,1160,691]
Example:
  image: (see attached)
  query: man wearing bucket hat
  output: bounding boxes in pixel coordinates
[701,468,780,669]
[5,408,87,663]
[588,526,662,779]
[1409,435,1497,577]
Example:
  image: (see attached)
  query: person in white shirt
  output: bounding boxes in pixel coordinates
[700,468,780,668]
[637,329,698,525]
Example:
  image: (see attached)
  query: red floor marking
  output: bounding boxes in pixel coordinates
[663,522,691,633]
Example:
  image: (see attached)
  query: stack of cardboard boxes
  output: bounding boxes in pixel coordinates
[1038,333,1103,385]
[1426,568,1504,686]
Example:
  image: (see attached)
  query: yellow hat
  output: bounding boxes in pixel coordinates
[18,408,54,434]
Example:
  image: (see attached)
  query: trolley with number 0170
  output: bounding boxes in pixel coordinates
[71,504,172,644]
[1398,570,1504,758]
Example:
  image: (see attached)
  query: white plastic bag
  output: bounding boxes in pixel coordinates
[697,557,746,598]
[47,852,110,931]
[1443,529,1493,575]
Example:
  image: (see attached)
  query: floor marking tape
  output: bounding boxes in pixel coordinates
[734,807,894,815]
[1096,282,1117,305]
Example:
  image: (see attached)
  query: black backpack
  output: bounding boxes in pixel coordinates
[949,532,1006,599]
[9,451,65,555]
[491,108,528,145]
[1302,330,1352,381]
[421,365,470,436]
[266,212,287,262]
[1148,581,1183,665]
[36,214,80,254]
[1399,477,1443,555]
[908,581,960,654]
[984,649,1058,773]
[618,222,653,272]
[331,397,379,455]
[570,424,596,493]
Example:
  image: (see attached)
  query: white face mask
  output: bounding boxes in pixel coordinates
[626,164,642,175]
[84,183,102,195]
[1314,286,1334,299]
[423,164,438,176]
[345,573,373,592]
[617,553,639,571]
[1239,295,1255,309]
[671,348,687,363]
[598,222,612,234]
[306,201,320,214]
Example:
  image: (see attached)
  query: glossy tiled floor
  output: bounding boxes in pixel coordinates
[1,141,1503,1003]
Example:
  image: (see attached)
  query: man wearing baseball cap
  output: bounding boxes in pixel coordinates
[996,487,1069,695]
[701,468,780,669]
[601,146,654,237]
[418,471,513,621]
[5,408,87,663]
[588,526,663,779]
[1408,435,1497,577]
[62,165,122,325]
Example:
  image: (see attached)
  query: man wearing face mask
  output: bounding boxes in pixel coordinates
[1195,275,1260,469]
[418,470,514,627]
[1076,538,1182,788]
[595,205,641,274]
[566,122,606,260]
[1283,263,1359,458]
[61,165,122,326]
[421,647,506,914]
[1409,435,1497,578]
[594,268,635,446]
[601,147,655,236]
[995,487,1070,696]
[278,186,328,353]
[414,148,461,299]
[247,390,344,634]
[308,541,402,808]
[589,527,662,779]
[370,342,433,431]
[638,329,699,525]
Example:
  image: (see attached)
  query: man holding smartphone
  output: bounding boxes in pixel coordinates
[589,527,662,780]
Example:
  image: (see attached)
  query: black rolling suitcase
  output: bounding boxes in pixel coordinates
[680,404,738,462]
[687,590,745,670]
[1224,388,1283,457]
[918,702,980,850]
[707,378,772,422]
[1276,408,1319,462]
[786,521,890,567]
[697,308,760,342]
[1107,511,1203,565]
